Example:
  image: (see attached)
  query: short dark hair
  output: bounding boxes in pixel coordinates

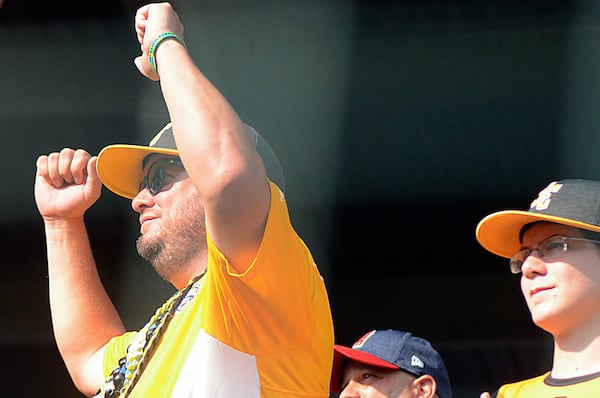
[519,221,600,243]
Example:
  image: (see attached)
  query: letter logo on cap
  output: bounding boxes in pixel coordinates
[530,181,562,211]
[352,330,376,349]
[149,122,173,147]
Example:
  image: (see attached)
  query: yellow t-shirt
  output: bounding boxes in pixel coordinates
[103,182,334,397]
[497,371,600,397]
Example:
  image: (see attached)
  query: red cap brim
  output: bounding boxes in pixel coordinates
[330,344,399,392]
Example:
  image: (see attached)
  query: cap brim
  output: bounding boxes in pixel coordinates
[330,345,398,392]
[476,210,600,258]
[96,144,179,199]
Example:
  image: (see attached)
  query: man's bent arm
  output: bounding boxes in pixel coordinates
[45,218,125,395]
[134,3,271,273]
[35,151,126,396]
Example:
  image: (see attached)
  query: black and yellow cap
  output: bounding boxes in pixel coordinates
[476,179,600,258]
[96,122,285,199]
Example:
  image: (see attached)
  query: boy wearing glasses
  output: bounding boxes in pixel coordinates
[33,3,333,398]
[476,179,600,397]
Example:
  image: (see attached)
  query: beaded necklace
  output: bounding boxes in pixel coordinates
[94,271,206,398]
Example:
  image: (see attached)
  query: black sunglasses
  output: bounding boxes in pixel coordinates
[139,157,184,195]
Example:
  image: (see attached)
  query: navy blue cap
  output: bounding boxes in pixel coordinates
[331,329,452,398]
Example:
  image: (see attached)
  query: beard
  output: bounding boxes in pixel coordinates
[136,195,207,281]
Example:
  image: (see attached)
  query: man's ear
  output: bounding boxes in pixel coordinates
[413,374,437,398]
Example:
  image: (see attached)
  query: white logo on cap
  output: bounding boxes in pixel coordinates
[411,355,424,368]
[530,181,562,211]
[149,122,172,147]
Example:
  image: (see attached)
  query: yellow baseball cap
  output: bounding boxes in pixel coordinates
[476,179,600,259]
[97,122,285,199]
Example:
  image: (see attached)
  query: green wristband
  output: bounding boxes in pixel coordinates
[148,32,186,74]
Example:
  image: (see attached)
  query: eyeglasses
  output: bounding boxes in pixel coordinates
[139,157,184,195]
[509,235,600,274]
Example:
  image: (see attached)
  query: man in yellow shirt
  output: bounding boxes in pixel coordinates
[33,3,333,397]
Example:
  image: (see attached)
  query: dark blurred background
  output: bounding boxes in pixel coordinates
[3,0,600,396]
